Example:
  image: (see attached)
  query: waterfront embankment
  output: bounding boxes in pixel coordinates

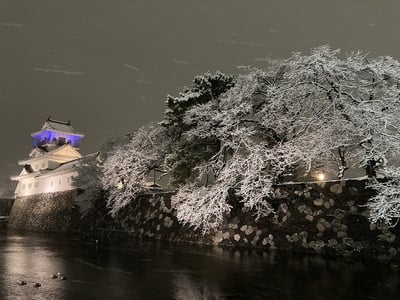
[7,179,400,262]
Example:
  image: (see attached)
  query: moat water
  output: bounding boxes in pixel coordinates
[0,230,399,299]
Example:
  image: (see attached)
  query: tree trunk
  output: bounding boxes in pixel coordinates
[365,159,377,178]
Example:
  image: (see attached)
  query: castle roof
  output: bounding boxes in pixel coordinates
[11,152,98,181]
[18,144,82,165]
[41,117,78,134]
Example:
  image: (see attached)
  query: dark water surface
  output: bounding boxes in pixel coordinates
[0,230,399,300]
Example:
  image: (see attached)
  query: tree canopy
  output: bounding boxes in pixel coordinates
[81,46,400,231]
[160,71,235,186]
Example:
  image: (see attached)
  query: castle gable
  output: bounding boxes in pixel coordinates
[48,144,82,159]
[29,148,47,158]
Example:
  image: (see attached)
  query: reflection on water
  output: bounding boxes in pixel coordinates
[174,272,222,300]
[0,231,399,300]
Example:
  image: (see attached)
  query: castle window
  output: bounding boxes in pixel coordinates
[59,179,61,185]
[35,182,39,188]
[22,184,26,190]
[28,183,32,189]
[41,162,45,168]
[58,137,66,145]
[51,180,53,187]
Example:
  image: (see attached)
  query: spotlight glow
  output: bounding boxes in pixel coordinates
[316,173,325,181]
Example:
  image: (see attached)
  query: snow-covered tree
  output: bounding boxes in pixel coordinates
[98,46,400,230]
[101,124,168,217]
[173,46,400,232]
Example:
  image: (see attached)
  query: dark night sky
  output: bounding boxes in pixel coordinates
[1,0,400,195]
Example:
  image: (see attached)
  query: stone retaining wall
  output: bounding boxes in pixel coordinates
[6,180,400,261]
[8,190,78,232]
[96,180,400,261]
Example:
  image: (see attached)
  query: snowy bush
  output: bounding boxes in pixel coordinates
[367,167,400,227]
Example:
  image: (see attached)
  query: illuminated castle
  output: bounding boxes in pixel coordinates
[11,117,84,197]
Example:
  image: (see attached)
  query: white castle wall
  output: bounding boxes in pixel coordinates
[16,171,77,197]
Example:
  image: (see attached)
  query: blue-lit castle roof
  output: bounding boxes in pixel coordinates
[31,117,84,149]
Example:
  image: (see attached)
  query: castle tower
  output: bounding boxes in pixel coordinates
[11,117,85,197]
[31,117,84,149]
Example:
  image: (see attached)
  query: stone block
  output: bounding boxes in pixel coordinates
[298,205,306,213]
[223,231,230,240]
[330,184,342,194]
[327,239,338,247]
[212,231,224,243]
[389,247,397,257]
[304,208,313,215]
[313,198,324,206]
[245,225,254,236]
[305,215,314,222]
[240,225,248,232]
[342,237,354,246]
[316,222,325,232]
[299,231,308,240]
[280,203,288,213]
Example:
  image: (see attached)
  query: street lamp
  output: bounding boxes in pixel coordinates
[316,172,325,181]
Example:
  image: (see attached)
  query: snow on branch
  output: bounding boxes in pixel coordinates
[367,167,400,227]
[174,184,232,234]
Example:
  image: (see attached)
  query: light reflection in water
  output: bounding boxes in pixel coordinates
[174,272,223,300]
[0,233,67,299]
[0,231,399,300]
[3,238,63,277]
